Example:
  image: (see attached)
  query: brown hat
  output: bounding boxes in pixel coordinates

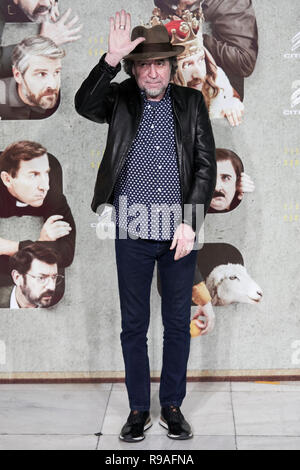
[124,25,185,61]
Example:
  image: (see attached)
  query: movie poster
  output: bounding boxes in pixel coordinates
[0,0,299,386]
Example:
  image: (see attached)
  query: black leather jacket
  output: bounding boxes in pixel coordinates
[75,54,216,236]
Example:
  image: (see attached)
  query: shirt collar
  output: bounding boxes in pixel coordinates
[10,286,20,309]
[16,200,29,207]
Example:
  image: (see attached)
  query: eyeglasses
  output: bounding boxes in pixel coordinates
[25,273,64,286]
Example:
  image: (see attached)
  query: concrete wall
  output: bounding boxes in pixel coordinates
[0,0,299,379]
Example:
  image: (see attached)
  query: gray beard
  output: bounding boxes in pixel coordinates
[144,86,167,99]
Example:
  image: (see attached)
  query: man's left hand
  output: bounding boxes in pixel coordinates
[170,223,195,261]
[192,302,216,336]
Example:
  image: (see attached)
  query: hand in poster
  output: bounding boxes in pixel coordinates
[105,10,145,67]
[236,172,255,201]
[50,0,60,21]
[39,215,72,242]
[192,302,216,336]
[170,223,195,261]
[41,8,83,46]
[0,238,19,256]
[221,97,245,127]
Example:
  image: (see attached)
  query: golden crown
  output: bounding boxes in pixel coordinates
[151,8,205,60]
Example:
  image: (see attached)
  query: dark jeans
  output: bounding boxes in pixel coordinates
[115,227,198,411]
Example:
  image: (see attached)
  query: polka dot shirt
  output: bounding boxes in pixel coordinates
[113,84,182,240]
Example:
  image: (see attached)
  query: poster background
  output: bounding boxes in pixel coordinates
[0,0,299,379]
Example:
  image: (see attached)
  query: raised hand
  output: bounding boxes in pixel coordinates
[40,8,83,46]
[105,10,145,67]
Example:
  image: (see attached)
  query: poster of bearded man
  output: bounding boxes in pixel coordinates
[152,9,245,127]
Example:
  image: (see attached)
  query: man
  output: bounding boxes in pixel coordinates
[209,149,255,213]
[154,0,259,99]
[161,10,245,127]
[75,10,216,442]
[0,140,76,292]
[0,35,64,119]
[0,0,82,78]
[0,244,62,309]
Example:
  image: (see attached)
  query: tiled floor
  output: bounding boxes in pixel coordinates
[0,381,300,450]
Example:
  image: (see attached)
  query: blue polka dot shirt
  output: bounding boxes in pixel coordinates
[113,84,182,241]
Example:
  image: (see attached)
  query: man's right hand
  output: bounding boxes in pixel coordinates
[39,215,72,242]
[40,8,83,46]
[105,10,145,67]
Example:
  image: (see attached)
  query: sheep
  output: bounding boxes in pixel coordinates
[205,263,263,306]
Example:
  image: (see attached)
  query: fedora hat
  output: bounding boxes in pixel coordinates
[124,25,185,61]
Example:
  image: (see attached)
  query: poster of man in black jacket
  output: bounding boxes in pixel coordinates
[0,0,82,78]
[0,140,76,307]
[153,0,259,100]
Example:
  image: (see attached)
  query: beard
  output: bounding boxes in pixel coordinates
[21,80,59,110]
[21,285,55,308]
[22,3,54,23]
[143,85,167,99]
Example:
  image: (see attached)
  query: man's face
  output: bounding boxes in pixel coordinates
[2,154,50,207]
[211,160,238,211]
[14,56,62,110]
[19,259,58,308]
[178,50,206,90]
[14,0,55,23]
[133,58,171,99]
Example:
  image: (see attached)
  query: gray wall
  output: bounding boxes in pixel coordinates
[0,0,299,378]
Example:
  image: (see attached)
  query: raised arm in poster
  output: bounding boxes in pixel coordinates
[0,36,64,120]
[0,244,63,309]
[0,141,76,307]
[0,0,82,78]
[153,0,259,100]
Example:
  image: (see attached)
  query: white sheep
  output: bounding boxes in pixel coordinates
[205,263,263,306]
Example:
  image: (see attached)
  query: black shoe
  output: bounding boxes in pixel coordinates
[119,410,152,443]
[159,406,193,440]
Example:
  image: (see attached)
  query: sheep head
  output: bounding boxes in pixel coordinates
[206,263,263,306]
